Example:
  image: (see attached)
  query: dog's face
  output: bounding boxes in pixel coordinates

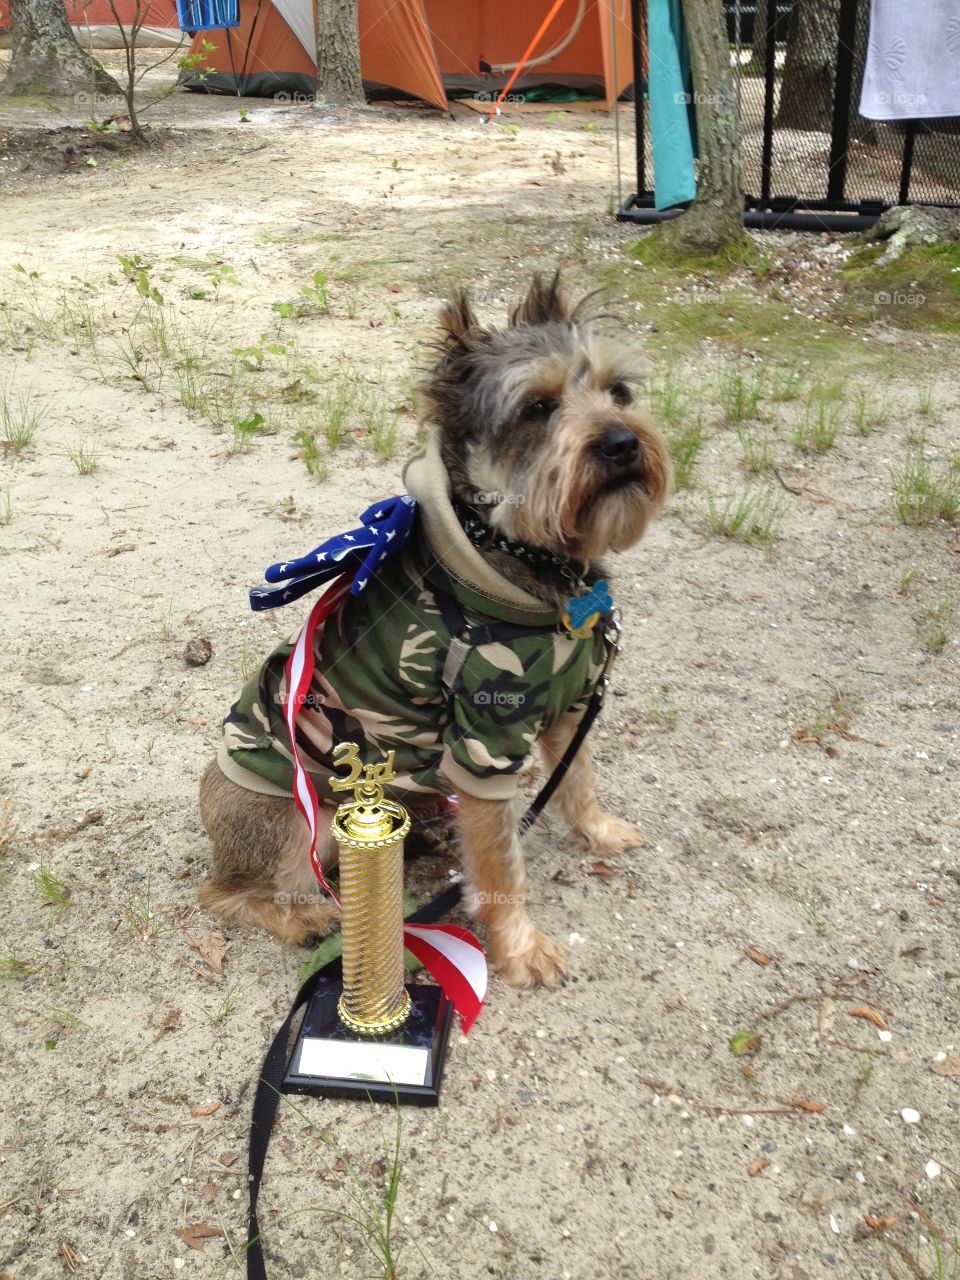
[421,275,672,562]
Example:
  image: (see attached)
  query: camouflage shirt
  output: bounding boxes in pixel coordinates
[217,440,607,805]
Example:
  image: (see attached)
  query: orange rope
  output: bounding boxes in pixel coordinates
[488,0,570,117]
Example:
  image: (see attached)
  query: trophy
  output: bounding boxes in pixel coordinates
[283,745,455,1105]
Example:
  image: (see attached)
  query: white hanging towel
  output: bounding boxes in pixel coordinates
[860,0,960,120]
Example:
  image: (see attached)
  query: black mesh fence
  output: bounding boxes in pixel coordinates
[622,0,960,228]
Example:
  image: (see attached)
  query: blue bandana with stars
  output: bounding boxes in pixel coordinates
[248,494,417,612]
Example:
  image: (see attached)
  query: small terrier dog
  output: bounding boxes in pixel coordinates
[199,275,671,988]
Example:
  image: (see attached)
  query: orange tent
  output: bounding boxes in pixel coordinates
[182,0,632,108]
[0,0,181,45]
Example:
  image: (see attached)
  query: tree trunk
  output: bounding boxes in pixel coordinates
[1,0,120,96]
[776,0,840,131]
[660,0,744,252]
[316,0,364,105]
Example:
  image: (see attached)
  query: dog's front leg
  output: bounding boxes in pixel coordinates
[539,720,643,856]
[455,792,566,988]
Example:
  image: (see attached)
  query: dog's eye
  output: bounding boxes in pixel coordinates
[522,397,558,421]
[609,381,633,406]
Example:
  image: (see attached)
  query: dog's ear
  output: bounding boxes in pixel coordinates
[510,271,569,327]
[437,290,488,350]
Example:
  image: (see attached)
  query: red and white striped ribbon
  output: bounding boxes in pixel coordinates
[282,574,486,1031]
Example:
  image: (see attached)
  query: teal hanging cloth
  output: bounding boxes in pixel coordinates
[647,0,698,210]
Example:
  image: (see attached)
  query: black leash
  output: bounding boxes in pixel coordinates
[246,606,621,1278]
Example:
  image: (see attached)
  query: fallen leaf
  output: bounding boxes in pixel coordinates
[105,542,137,557]
[201,1181,216,1204]
[746,946,773,966]
[218,1151,238,1167]
[590,860,614,882]
[183,928,229,974]
[848,1006,888,1030]
[864,1215,899,1229]
[152,1008,182,1042]
[178,1223,224,1250]
[669,1182,687,1199]
[932,1054,960,1077]
[190,1102,221,1117]
[792,1098,827,1113]
[730,1030,761,1057]
[748,1159,770,1176]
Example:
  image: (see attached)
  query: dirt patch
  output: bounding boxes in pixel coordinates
[1,82,959,1280]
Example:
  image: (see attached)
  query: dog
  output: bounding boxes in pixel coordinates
[198,274,671,988]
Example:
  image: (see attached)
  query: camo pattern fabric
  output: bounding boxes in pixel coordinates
[221,521,606,804]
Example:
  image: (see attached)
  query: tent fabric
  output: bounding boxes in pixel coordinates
[0,0,181,44]
[182,0,632,108]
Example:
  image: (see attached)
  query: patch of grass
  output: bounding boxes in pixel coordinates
[629,233,772,277]
[319,370,360,447]
[0,948,35,980]
[791,890,828,936]
[705,485,783,549]
[238,640,259,682]
[205,977,250,1026]
[718,364,766,426]
[65,438,99,475]
[793,692,860,745]
[124,874,174,940]
[891,438,960,525]
[647,367,690,430]
[852,389,888,436]
[916,588,957,653]
[768,365,807,403]
[292,429,328,480]
[1,384,47,455]
[840,242,960,334]
[367,396,399,461]
[736,420,775,473]
[792,402,841,453]
[32,861,71,919]
[228,411,266,456]
[665,415,707,490]
[271,269,332,321]
[643,685,679,730]
[268,1090,404,1279]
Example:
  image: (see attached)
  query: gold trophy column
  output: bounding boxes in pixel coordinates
[330,746,412,1037]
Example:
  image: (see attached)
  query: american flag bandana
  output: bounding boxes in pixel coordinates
[246,491,487,1031]
[249,494,417,613]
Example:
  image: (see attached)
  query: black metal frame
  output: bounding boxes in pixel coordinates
[618,0,954,232]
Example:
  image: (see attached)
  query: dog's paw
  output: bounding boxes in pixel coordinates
[582,814,644,856]
[493,927,567,989]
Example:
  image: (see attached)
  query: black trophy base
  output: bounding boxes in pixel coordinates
[283,979,455,1106]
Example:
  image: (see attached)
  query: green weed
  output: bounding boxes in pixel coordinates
[891,439,960,525]
[916,588,957,653]
[792,402,841,453]
[705,486,783,549]
[33,861,71,919]
[736,420,775,473]
[65,439,99,475]
[292,429,328,480]
[0,384,47,454]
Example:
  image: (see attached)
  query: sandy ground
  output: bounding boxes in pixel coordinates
[1,65,959,1280]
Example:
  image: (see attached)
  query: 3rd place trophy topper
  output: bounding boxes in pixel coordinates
[283,745,456,1106]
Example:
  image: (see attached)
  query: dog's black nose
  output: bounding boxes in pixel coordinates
[596,426,640,467]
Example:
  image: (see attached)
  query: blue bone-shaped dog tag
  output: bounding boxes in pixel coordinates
[563,580,614,635]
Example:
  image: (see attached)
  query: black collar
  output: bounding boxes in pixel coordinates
[452,497,587,591]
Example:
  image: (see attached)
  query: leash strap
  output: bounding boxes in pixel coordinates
[246,884,463,1280]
